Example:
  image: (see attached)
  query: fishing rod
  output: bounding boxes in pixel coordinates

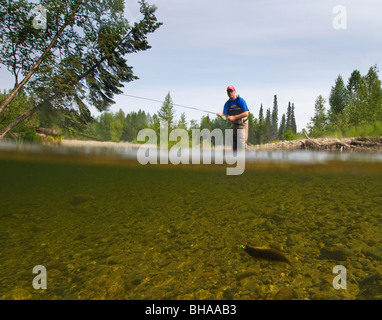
[120,93,218,116]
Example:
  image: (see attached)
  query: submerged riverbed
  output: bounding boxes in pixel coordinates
[0,143,381,300]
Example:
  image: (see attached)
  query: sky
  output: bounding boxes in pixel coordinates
[1,0,382,131]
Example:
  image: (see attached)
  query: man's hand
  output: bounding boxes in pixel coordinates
[218,113,235,122]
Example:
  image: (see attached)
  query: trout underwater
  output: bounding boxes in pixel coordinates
[240,244,291,265]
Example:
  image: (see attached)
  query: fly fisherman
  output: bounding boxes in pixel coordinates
[217,85,249,151]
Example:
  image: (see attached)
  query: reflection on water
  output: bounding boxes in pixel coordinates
[0,141,381,300]
[1,140,382,164]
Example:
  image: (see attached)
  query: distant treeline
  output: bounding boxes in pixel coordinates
[308,64,382,138]
[3,64,381,144]
[83,93,298,145]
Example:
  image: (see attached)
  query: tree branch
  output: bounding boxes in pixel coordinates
[0,1,83,115]
[0,1,161,139]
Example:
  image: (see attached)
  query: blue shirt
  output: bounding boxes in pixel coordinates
[223,97,249,116]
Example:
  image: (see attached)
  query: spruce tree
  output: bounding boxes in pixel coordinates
[177,112,188,129]
[347,70,362,94]
[264,108,271,143]
[278,114,286,140]
[286,102,292,130]
[271,95,278,140]
[258,104,264,123]
[247,112,257,145]
[256,104,265,144]
[291,103,297,134]
[329,75,348,122]
[308,95,327,137]
[157,92,176,129]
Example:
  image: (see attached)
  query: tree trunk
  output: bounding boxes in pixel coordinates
[0,105,42,138]
[31,126,61,136]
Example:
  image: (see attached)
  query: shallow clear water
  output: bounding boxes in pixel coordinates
[0,142,381,300]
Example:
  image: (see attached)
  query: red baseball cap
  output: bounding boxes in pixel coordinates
[227,85,236,92]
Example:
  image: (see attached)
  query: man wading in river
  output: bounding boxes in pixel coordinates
[217,85,249,151]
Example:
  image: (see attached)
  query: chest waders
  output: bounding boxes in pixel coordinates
[228,98,249,151]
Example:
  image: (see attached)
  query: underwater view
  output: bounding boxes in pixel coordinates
[0,144,381,300]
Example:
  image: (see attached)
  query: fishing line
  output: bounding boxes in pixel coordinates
[120,93,217,115]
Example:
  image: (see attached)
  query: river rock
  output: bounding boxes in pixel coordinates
[362,246,382,261]
[286,234,299,246]
[263,220,276,232]
[69,194,95,206]
[320,246,352,261]
[356,273,382,300]
[235,271,258,281]
[1,288,32,300]
[223,287,237,300]
[273,287,294,300]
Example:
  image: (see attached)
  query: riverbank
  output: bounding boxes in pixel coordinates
[249,136,382,152]
[60,136,382,152]
[3,136,381,154]
[60,139,139,149]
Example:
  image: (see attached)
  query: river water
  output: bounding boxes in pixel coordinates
[0,141,381,300]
